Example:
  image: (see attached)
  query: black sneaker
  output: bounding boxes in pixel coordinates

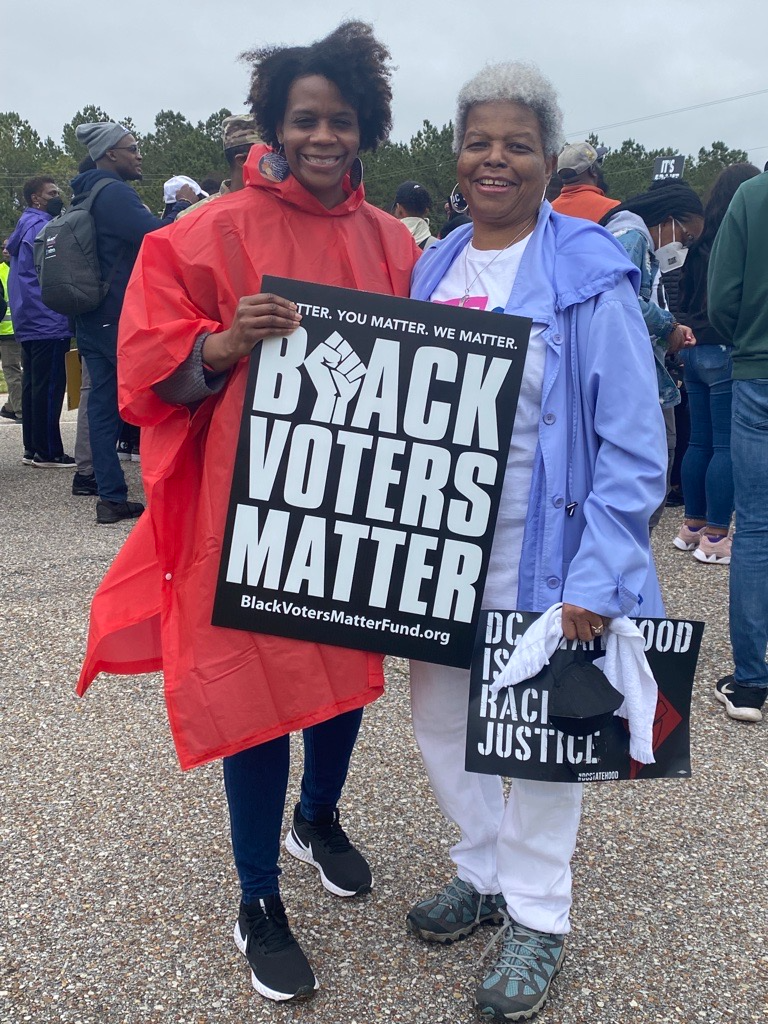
[22,450,35,465]
[72,472,98,496]
[0,405,20,422]
[32,453,76,468]
[285,802,372,897]
[715,675,766,723]
[116,439,132,461]
[233,894,317,1002]
[96,499,145,525]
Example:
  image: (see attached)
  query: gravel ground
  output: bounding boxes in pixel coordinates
[1,409,766,1024]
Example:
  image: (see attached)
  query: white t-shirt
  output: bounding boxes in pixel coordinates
[430,236,546,607]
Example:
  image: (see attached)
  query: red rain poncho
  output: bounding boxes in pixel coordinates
[77,145,420,769]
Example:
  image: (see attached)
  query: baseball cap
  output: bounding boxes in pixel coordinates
[557,142,599,180]
[222,114,262,151]
[394,180,432,209]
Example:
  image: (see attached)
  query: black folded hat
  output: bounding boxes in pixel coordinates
[548,660,623,737]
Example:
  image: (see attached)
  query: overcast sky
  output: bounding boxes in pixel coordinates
[6,0,768,170]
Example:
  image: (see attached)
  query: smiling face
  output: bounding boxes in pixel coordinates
[277,75,360,209]
[104,134,143,182]
[457,101,555,246]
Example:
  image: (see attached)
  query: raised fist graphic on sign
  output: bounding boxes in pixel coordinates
[303,331,367,425]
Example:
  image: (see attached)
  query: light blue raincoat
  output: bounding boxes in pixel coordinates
[412,204,667,619]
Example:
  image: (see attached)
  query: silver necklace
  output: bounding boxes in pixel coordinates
[459,216,536,307]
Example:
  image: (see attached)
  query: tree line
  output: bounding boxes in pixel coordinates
[0,104,750,238]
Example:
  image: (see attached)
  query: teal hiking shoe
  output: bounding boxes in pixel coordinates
[475,916,565,1021]
[406,876,506,943]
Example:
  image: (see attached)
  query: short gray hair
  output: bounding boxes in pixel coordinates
[453,61,563,158]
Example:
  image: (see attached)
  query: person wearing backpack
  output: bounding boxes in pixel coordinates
[70,122,197,524]
[6,176,75,468]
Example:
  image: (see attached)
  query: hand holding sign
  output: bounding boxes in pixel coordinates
[214,278,532,667]
[562,602,610,643]
[202,293,302,373]
[467,610,703,783]
[304,331,367,425]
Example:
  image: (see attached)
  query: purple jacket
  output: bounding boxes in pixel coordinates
[7,208,70,341]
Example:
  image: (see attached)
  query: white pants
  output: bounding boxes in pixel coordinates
[410,659,583,935]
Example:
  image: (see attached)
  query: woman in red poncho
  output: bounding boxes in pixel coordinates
[77,22,420,1002]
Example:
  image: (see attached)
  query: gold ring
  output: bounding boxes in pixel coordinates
[590,623,604,636]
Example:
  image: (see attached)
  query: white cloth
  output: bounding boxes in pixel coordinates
[399,216,435,248]
[162,174,207,203]
[410,659,582,935]
[490,603,658,764]
[488,604,564,694]
[432,236,546,606]
[599,616,658,764]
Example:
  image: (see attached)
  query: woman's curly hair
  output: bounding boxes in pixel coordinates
[242,21,393,152]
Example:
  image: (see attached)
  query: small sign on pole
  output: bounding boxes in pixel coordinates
[652,155,686,181]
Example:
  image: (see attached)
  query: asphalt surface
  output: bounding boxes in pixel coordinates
[1,408,766,1024]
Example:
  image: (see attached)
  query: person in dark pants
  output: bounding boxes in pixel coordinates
[70,122,197,524]
[6,176,74,468]
[77,21,420,1003]
[656,267,688,507]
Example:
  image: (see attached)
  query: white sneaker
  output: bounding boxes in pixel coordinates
[693,534,731,564]
[672,524,703,550]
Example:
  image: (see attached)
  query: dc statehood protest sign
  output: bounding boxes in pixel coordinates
[213,277,531,667]
[466,611,704,782]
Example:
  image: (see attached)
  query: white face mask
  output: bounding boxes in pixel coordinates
[655,219,688,273]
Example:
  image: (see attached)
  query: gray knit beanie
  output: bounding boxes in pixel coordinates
[75,122,130,161]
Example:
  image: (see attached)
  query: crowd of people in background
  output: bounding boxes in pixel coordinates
[2,31,767,1021]
[0,116,269,521]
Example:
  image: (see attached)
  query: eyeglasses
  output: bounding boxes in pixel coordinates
[112,144,141,154]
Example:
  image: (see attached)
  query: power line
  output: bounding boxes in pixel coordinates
[566,87,768,139]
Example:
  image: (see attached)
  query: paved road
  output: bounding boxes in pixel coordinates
[1,410,766,1024]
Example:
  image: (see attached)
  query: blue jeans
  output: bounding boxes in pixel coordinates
[223,707,364,901]
[680,345,734,529]
[730,379,768,691]
[74,319,127,502]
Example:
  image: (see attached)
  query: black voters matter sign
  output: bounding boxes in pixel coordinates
[212,277,531,667]
[466,611,704,783]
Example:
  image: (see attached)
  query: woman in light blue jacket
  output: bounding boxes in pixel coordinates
[406,61,667,1024]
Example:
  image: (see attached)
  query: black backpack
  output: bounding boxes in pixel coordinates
[33,178,120,317]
